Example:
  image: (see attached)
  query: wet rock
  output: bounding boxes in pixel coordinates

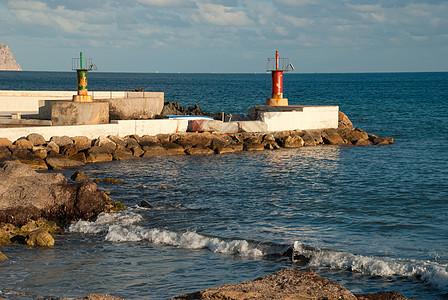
[163,141,186,154]
[160,185,168,190]
[0,161,110,226]
[0,137,12,147]
[50,136,73,147]
[13,138,34,149]
[175,133,213,148]
[0,227,10,244]
[24,218,60,234]
[0,251,7,260]
[173,269,358,300]
[354,139,373,146]
[92,178,126,184]
[141,200,154,209]
[218,143,243,154]
[45,152,85,170]
[355,291,408,300]
[185,145,214,155]
[72,136,92,151]
[62,294,125,300]
[373,137,394,145]
[243,141,265,151]
[71,171,91,182]
[26,229,54,247]
[86,146,113,163]
[26,133,46,146]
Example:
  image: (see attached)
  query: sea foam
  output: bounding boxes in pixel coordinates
[105,225,264,257]
[293,241,448,290]
[69,211,263,257]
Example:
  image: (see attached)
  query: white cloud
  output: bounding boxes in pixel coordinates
[193,3,254,26]
[137,0,195,8]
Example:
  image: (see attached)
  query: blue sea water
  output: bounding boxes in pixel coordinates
[0,71,447,299]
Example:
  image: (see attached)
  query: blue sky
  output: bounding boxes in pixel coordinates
[1,0,447,73]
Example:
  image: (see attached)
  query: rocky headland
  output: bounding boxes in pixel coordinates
[0,43,22,71]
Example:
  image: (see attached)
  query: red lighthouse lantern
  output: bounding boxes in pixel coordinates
[266,51,294,106]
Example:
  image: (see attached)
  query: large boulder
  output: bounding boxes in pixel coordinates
[0,161,110,226]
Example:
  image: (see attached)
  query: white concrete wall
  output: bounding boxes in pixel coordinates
[0,119,189,141]
[0,90,139,112]
[260,106,339,131]
[112,119,188,136]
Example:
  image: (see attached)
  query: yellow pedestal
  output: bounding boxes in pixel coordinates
[73,95,93,103]
[266,98,288,106]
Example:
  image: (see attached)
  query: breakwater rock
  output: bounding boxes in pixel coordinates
[0,161,111,227]
[0,112,393,170]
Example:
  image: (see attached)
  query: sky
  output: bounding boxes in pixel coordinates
[1,0,447,73]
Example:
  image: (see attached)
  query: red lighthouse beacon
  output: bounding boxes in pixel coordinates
[266,51,294,106]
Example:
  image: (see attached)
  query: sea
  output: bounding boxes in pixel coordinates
[0,71,447,299]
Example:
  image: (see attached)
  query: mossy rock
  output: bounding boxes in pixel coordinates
[20,218,61,235]
[113,201,127,211]
[93,178,126,184]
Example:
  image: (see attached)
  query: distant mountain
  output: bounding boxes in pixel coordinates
[0,44,22,71]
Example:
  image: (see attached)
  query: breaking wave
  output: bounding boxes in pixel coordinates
[69,211,263,257]
[293,241,448,291]
[68,212,448,291]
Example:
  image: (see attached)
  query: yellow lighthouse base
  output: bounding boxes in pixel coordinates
[266,97,288,106]
[73,95,93,103]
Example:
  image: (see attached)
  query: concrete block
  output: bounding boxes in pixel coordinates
[250,105,339,131]
[220,122,239,134]
[188,120,223,132]
[0,124,119,141]
[104,97,164,120]
[238,121,268,133]
[134,119,188,136]
[51,101,109,126]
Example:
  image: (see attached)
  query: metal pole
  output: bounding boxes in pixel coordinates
[275,50,279,70]
[80,52,84,69]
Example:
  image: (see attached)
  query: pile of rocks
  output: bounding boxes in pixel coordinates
[0,112,393,170]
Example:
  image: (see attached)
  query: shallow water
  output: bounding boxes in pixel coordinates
[0,72,447,299]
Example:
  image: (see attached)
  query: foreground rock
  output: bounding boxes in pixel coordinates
[0,161,110,227]
[63,295,125,300]
[173,269,407,300]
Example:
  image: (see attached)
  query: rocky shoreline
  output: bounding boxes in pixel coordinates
[0,111,398,299]
[0,112,393,171]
